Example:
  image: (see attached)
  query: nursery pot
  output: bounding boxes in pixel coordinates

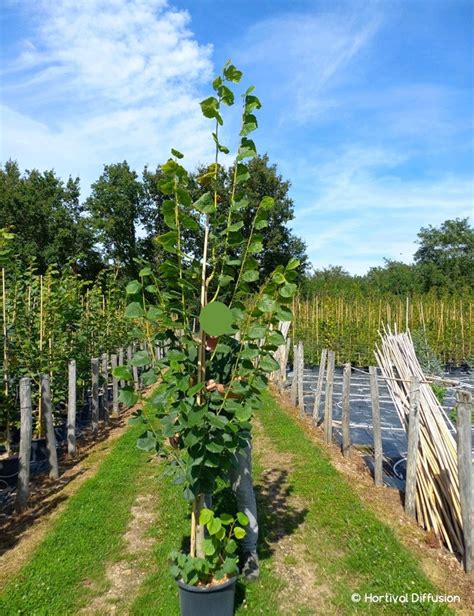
[177,576,236,616]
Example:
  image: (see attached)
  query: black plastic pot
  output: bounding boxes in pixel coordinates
[177,576,236,616]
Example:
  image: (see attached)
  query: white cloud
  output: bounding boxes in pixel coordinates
[237,8,382,123]
[289,145,474,274]
[1,0,217,192]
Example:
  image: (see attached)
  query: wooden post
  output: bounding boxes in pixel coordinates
[313,348,327,425]
[341,363,351,457]
[323,350,335,443]
[67,359,77,456]
[101,352,109,424]
[298,341,305,416]
[130,344,139,392]
[369,366,383,487]
[91,358,99,435]
[290,344,298,405]
[456,389,473,573]
[405,376,421,518]
[118,347,125,388]
[111,353,119,418]
[15,378,33,512]
[41,373,59,479]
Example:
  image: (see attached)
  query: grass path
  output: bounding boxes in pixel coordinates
[0,391,464,614]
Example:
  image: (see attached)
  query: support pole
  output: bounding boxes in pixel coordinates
[341,363,352,457]
[323,350,335,444]
[369,366,383,487]
[15,378,32,512]
[111,353,119,418]
[67,359,77,456]
[405,376,421,518]
[456,389,473,573]
[91,358,99,435]
[313,348,327,425]
[298,341,305,416]
[41,373,59,479]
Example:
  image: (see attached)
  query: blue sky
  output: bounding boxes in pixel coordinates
[1,0,472,274]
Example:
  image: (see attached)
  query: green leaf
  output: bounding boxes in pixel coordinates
[156,231,178,253]
[208,517,222,535]
[119,387,138,407]
[245,94,262,113]
[280,283,297,298]
[202,538,216,556]
[187,382,204,396]
[225,539,237,554]
[260,196,275,209]
[267,331,286,346]
[167,350,186,361]
[146,306,164,321]
[200,96,219,119]
[140,369,156,386]
[248,324,266,339]
[220,513,234,525]
[240,113,258,136]
[171,148,184,159]
[205,441,224,453]
[130,350,150,367]
[234,526,246,539]
[275,306,292,321]
[236,512,249,526]
[286,258,300,270]
[228,221,244,232]
[139,266,152,277]
[231,197,249,211]
[240,347,259,360]
[199,508,214,525]
[258,297,277,313]
[193,192,215,214]
[223,64,243,83]
[236,406,252,421]
[260,355,280,373]
[125,302,145,319]
[112,366,132,381]
[255,219,269,230]
[218,84,234,105]
[137,432,156,452]
[126,280,141,294]
[218,274,233,288]
[237,137,257,161]
[235,163,250,184]
[243,269,259,282]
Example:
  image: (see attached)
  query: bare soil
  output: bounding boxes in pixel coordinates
[79,492,158,615]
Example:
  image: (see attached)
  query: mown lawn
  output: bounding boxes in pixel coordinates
[0,391,455,615]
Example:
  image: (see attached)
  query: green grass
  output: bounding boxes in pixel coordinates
[252,392,453,615]
[0,392,455,615]
[0,424,155,616]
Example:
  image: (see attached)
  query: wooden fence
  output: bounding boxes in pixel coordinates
[274,342,473,574]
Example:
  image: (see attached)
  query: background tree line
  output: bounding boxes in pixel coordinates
[0,157,472,297]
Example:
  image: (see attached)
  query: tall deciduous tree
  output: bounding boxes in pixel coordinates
[85,161,146,275]
[0,160,100,276]
[414,218,474,291]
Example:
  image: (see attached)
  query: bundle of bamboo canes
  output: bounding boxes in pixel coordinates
[375,326,463,554]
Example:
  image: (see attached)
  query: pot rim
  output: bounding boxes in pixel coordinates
[177,575,236,594]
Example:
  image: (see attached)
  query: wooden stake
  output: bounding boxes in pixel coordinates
[111,353,119,418]
[41,373,59,479]
[67,359,77,456]
[91,358,99,435]
[341,363,351,457]
[405,376,421,518]
[16,378,32,512]
[290,344,298,406]
[298,341,305,416]
[323,350,335,444]
[456,390,472,573]
[369,366,383,487]
[313,349,327,425]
